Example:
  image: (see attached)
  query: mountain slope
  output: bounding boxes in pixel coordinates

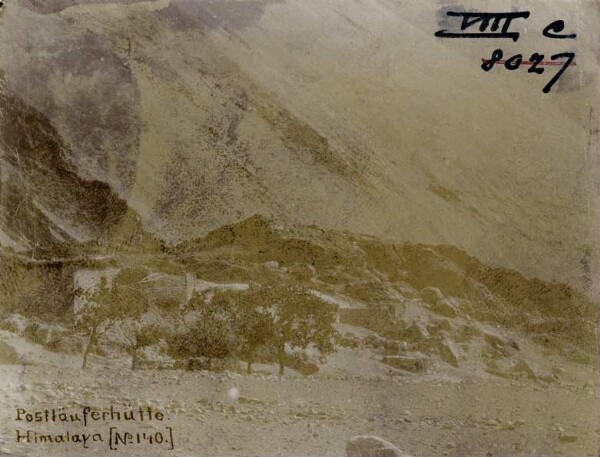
[171,214,597,363]
[0,0,597,294]
[0,78,129,255]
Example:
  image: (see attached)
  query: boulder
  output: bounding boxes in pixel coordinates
[381,355,426,373]
[402,322,429,342]
[558,433,577,443]
[346,435,411,457]
[510,360,537,380]
[427,319,452,335]
[23,322,68,347]
[428,299,458,318]
[420,287,444,303]
[263,260,279,269]
[0,341,22,365]
[0,314,28,334]
[439,340,459,367]
[46,334,85,355]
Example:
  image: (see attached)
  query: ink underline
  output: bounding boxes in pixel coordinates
[481,58,577,66]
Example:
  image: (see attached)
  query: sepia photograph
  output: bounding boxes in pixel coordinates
[0,0,598,456]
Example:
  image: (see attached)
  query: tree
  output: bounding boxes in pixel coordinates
[122,322,161,370]
[221,288,273,374]
[168,286,339,375]
[74,269,148,369]
[238,286,339,375]
[170,293,238,370]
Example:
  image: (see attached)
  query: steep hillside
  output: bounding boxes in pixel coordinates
[0,0,595,292]
[170,215,597,367]
[0,78,130,255]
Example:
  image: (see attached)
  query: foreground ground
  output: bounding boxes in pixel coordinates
[0,340,598,457]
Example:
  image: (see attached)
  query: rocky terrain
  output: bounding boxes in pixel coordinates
[0,0,597,290]
[0,0,598,456]
[0,330,598,457]
[0,215,598,456]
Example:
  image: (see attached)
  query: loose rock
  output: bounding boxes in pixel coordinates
[381,356,426,373]
[421,287,444,303]
[428,299,458,318]
[439,340,459,367]
[347,435,411,457]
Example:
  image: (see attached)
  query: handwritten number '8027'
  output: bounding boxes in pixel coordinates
[481,49,575,93]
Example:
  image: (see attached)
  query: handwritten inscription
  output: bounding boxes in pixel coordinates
[109,427,175,451]
[435,11,577,93]
[481,50,575,93]
[14,406,175,451]
[435,11,530,42]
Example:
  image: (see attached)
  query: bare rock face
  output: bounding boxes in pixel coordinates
[429,299,458,318]
[421,286,444,303]
[439,340,460,368]
[420,287,458,318]
[381,356,426,373]
[402,322,430,342]
[0,78,130,254]
[0,341,22,365]
[346,435,411,457]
